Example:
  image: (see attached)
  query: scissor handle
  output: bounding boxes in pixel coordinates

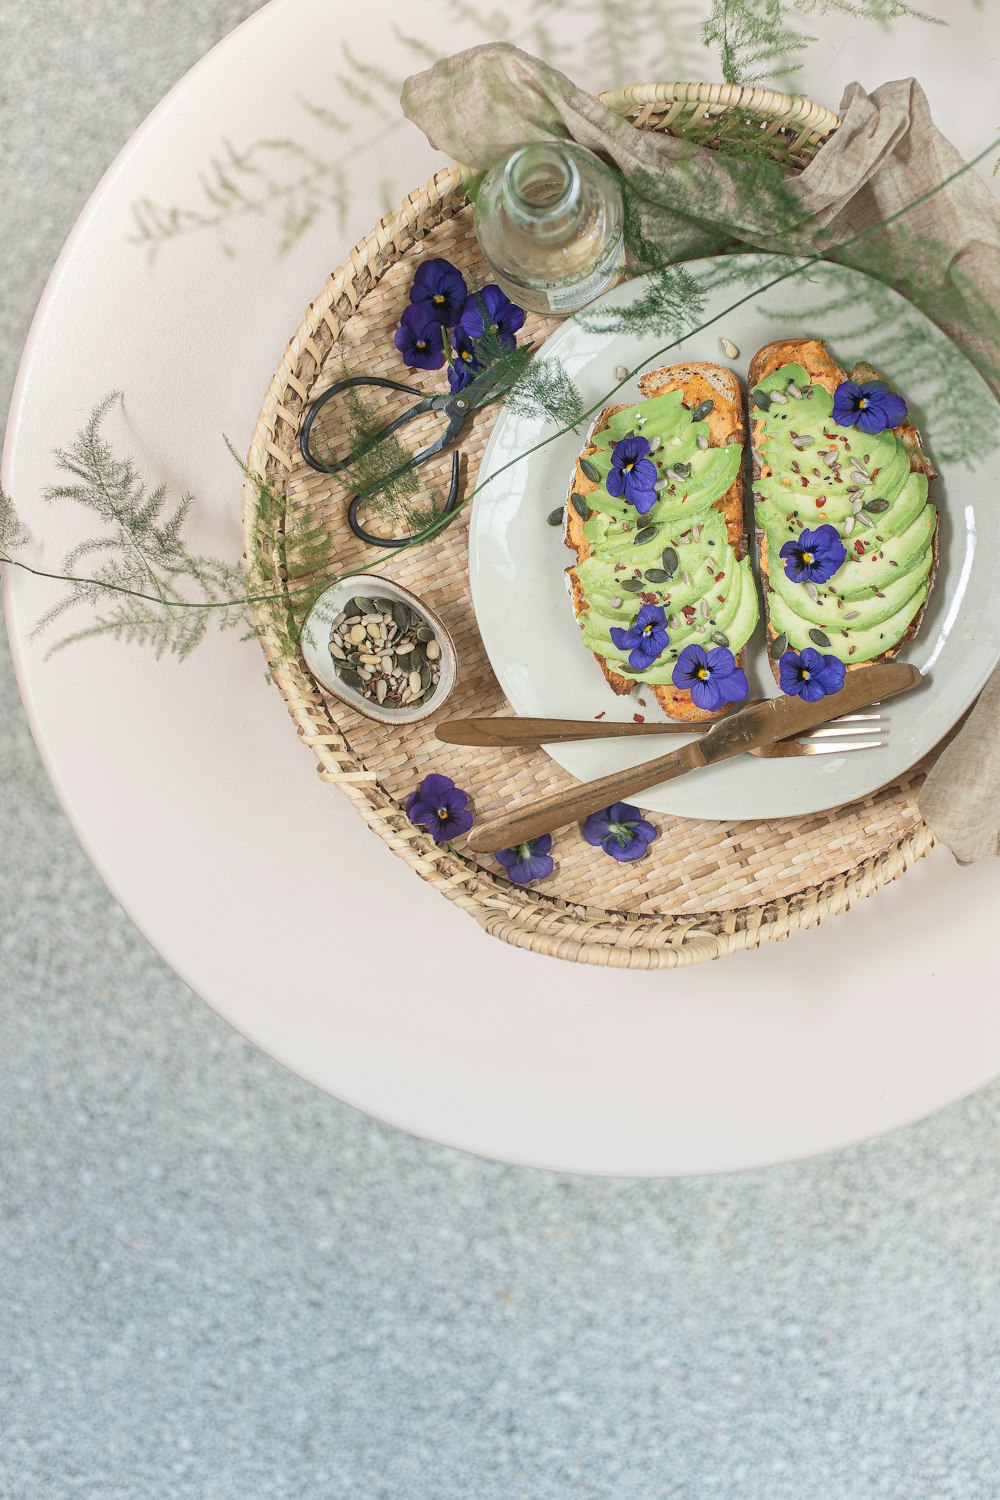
[299,375,462,479]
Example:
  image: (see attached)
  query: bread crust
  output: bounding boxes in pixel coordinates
[748,338,939,683]
[564,364,748,722]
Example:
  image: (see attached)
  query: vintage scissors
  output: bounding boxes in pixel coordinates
[299,370,504,549]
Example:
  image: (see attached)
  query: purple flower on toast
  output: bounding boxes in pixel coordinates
[778,648,846,702]
[495,835,554,885]
[779,523,846,586]
[672,644,749,713]
[832,379,908,435]
[406,773,473,844]
[410,257,467,326]
[459,284,525,347]
[394,302,446,371]
[583,802,658,863]
[605,433,658,515]
[609,603,669,672]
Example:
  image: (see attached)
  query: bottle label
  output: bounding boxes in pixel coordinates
[545,250,623,313]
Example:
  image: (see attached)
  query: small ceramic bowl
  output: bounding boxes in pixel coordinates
[299,574,457,726]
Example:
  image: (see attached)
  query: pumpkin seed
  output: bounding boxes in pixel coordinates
[570,493,589,521]
[770,632,788,659]
[672,461,692,479]
[661,547,678,577]
[546,506,563,526]
[337,667,364,692]
[643,568,671,583]
[621,578,644,593]
[809,628,832,647]
[415,624,435,642]
[342,598,361,617]
[634,524,658,546]
[691,399,715,421]
[863,498,890,514]
[751,389,771,411]
[711,630,730,647]
[579,457,600,484]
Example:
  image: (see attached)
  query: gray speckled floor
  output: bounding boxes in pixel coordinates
[2,5,999,1498]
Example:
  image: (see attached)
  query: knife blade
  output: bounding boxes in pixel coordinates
[464,661,922,853]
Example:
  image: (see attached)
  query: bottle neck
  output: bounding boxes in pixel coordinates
[501,144,584,237]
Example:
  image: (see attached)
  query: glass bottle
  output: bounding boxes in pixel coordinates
[472,141,625,317]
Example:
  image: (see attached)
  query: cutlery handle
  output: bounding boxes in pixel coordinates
[466,739,708,852]
[435,715,697,747]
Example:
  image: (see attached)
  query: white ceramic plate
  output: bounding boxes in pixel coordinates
[469,254,1000,819]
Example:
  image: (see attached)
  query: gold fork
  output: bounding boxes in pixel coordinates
[436,708,883,755]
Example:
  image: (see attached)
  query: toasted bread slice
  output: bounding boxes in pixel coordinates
[564,363,752,722]
[748,338,938,682]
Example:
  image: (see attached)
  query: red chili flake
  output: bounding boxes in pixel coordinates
[657,461,663,467]
[640,591,658,604]
[682,604,696,616]
[800,478,810,487]
[854,540,866,555]
[594,710,606,719]
[871,467,881,478]
[717,594,726,604]
[633,713,645,723]
[815,497,826,507]
[715,571,725,582]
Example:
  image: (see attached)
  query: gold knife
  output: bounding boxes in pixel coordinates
[464,661,922,853]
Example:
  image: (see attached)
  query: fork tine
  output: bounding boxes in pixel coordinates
[750,737,883,757]
[828,711,881,723]
[802,723,883,739]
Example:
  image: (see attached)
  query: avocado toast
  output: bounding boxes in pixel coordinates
[749,338,938,679]
[564,364,757,722]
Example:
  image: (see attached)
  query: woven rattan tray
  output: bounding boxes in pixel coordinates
[243,81,936,968]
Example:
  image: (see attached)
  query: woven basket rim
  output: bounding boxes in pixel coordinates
[241,79,933,970]
[597,79,842,136]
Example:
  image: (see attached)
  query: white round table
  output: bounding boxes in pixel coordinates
[3,0,999,1176]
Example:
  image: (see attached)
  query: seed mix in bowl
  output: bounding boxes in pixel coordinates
[328,595,442,710]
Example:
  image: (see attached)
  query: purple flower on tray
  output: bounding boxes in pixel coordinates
[410,257,468,326]
[458,284,526,347]
[778,648,846,702]
[495,834,554,885]
[610,603,669,672]
[778,523,847,586]
[394,302,446,371]
[447,327,482,392]
[605,433,658,515]
[672,644,749,713]
[406,772,473,844]
[583,802,658,863]
[831,379,908,435]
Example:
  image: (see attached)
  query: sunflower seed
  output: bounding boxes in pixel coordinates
[349,624,366,644]
[843,515,855,535]
[692,399,715,421]
[661,547,678,578]
[809,628,832,647]
[634,524,658,546]
[425,640,441,661]
[804,582,819,602]
[330,642,346,661]
[665,467,686,484]
[770,632,788,659]
[615,365,629,381]
[648,435,662,452]
[681,571,692,587]
[721,338,739,358]
[579,457,600,484]
[697,433,709,449]
[787,381,804,399]
[395,640,415,655]
[769,390,788,405]
[791,434,814,449]
[609,596,622,609]
[844,610,861,620]
[547,507,563,526]
[375,678,387,705]
[699,599,711,618]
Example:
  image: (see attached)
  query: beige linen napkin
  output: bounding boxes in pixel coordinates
[402,45,1000,861]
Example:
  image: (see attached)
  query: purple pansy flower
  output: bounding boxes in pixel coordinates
[778,648,846,702]
[405,772,473,844]
[610,603,669,672]
[583,801,658,863]
[494,834,554,885]
[831,379,908,435]
[605,433,659,515]
[394,302,446,371]
[410,257,468,327]
[778,523,847,586]
[672,644,749,713]
[458,284,526,348]
[447,326,482,392]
